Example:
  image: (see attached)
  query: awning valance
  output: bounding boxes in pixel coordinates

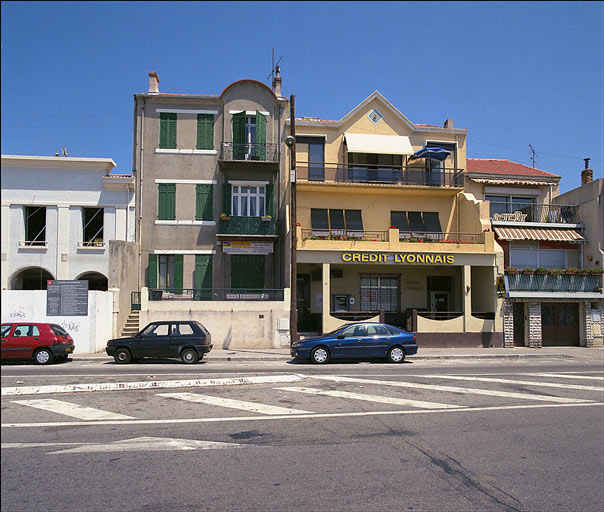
[494,227,586,243]
[344,133,414,155]
[471,178,547,186]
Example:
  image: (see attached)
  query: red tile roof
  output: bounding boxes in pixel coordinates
[467,158,560,178]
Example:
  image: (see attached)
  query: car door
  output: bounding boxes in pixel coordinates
[332,324,366,358]
[170,323,198,356]
[137,323,171,357]
[6,324,39,359]
[362,324,391,357]
[1,324,15,359]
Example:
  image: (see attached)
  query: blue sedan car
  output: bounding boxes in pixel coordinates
[290,322,417,364]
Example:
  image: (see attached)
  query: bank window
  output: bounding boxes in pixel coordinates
[24,206,46,246]
[232,184,265,217]
[159,113,177,149]
[360,274,399,312]
[82,207,104,246]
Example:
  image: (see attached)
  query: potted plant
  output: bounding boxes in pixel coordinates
[220,213,232,221]
[261,214,272,222]
[588,269,604,275]
[522,267,534,275]
[506,267,519,274]
[565,267,579,275]
[535,267,548,275]
[550,268,564,276]
[577,268,590,276]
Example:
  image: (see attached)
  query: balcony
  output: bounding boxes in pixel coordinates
[218,216,277,237]
[296,163,464,188]
[504,271,603,296]
[491,203,580,225]
[219,142,279,170]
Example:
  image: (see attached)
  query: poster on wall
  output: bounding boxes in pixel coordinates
[47,280,89,316]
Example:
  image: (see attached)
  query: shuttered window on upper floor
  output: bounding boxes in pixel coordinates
[158,183,176,220]
[196,114,214,150]
[196,184,213,221]
[159,113,177,149]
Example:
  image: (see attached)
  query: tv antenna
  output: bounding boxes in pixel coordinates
[267,48,283,82]
[61,147,68,157]
[528,144,537,168]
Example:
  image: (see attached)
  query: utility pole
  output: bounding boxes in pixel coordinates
[289,94,298,345]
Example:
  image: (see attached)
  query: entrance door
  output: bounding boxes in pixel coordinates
[429,292,450,312]
[513,302,525,346]
[296,274,313,331]
[542,303,580,346]
[231,255,265,290]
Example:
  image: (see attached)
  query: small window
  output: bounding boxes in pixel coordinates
[83,208,104,245]
[386,325,402,335]
[1,324,14,337]
[14,325,32,337]
[196,114,214,150]
[158,183,176,220]
[25,206,46,246]
[176,323,194,336]
[231,184,265,217]
[50,325,69,337]
[367,324,388,336]
[145,324,169,336]
[159,113,177,149]
[339,324,366,338]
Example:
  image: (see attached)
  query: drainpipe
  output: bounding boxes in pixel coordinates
[137,97,145,292]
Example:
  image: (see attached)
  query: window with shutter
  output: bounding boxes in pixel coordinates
[158,183,176,220]
[194,255,213,300]
[196,184,213,221]
[231,255,265,290]
[256,111,266,161]
[196,114,214,150]
[159,113,177,149]
[148,254,158,289]
[232,111,246,159]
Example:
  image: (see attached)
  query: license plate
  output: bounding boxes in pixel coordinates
[65,347,72,352]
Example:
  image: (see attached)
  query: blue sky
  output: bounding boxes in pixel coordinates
[1,1,602,192]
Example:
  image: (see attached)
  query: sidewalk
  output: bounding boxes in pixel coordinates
[72,345,604,362]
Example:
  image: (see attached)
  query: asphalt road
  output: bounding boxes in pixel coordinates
[2,357,603,512]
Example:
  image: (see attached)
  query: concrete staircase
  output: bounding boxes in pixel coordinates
[121,311,140,338]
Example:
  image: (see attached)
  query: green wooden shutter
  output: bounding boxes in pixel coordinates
[194,254,213,300]
[197,114,214,150]
[196,184,213,221]
[256,111,266,161]
[158,183,176,220]
[231,255,265,290]
[148,254,158,289]
[160,113,177,149]
[173,254,183,294]
[232,111,245,159]
[222,183,231,215]
[265,183,274,217]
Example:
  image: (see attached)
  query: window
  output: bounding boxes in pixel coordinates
[25,206,46,246]
[159,113,177,149]
[196,184,213,221]
[175,323,194,336]
[196,114,214,150]
[14,325,39,337]
[158,255,175,289]
[310,209,364,237]
[348,153,402,183]
[360,274,399,312]
[509,242,579,269]
[232,111,267,160]
[82,207,103,245]
[1,325,12,337]
[194,254,212,300]
[486,195,535,219]
[367,324,389,336]
[158,183,176,220]
[231,255,265,289]
[141,323,169,336]
[232,184,265,217]
[297,137,325,181]
[148,254,183,292]
[339,324,366,338]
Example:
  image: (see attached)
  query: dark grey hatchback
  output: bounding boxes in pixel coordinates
[106,321,212,364]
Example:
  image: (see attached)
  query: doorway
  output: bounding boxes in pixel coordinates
[296,274,313,332]
[427,276,453,312]
[513,302,525,346]
[542,303,580,346]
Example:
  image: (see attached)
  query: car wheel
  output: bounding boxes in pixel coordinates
[34,348,53,365]
[311,346,330,364]
[387,346,405,363]
[181,349,198,364]
[114,348,132,364]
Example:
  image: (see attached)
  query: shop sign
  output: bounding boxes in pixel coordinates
[223,241,273,254]
[341,252,455,264]
[497,276,507,297]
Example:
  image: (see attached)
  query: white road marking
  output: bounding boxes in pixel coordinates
[2,402,601,429]
[157,392,311,415]
[311,375,594,404]
[275,386,463,410]
[1,437,249,454]
[10,399,135,420]
[425,375,603,391]
[519,373,604,381]
[1,374,307,396]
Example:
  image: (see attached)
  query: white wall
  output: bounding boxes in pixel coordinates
[1,290,114,353]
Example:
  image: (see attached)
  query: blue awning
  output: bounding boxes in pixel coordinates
[409,147,451,161]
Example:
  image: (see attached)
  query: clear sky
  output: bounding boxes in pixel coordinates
[1,1,602,192]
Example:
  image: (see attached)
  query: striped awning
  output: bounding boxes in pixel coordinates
[470,178,546,186]
[494,227,586,242]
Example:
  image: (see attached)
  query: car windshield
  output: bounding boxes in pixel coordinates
[1,325,12,337]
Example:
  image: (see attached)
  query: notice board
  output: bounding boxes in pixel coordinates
[47,280,89,316]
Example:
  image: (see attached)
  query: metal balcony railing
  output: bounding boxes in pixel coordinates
[296,163,464,187]
[149,288,284,301]
[220,142,279,163]
[490,203,580,224]
[301,229,388,242]
[219,216,277,235]
[300,229,482,244]
[506,273,602,293]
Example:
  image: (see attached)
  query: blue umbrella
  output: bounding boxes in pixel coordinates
[408,147,451,161]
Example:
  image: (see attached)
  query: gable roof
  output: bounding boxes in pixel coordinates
[466,158,560,179]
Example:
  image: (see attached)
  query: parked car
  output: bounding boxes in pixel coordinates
[1,322,75,364]
[106,320,212,364]
[290,322,417,364]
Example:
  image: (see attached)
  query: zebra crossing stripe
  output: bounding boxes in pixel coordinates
[275,387,464,410]
[520,373,604,381]
[311,376,594,404]
[11,399,135,420]
[157,392,312,415]
[425,375,603,391]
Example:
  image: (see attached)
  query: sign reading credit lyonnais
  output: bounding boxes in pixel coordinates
[342,253,455,264]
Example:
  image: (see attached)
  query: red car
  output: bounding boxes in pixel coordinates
[1,322,75,364]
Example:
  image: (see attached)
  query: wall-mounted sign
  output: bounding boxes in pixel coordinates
[341,253,455,264]
[223,241,273,254]
[47,280,89,316]
[497,276,507,297]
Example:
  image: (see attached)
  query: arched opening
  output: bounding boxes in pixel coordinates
[77,272,108,291]
[10,267,55,290]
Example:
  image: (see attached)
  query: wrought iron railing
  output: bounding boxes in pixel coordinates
[301,229,387,242]
[220,142,279,162]
[149,288,285,301]
[78,241,106,248]
[506,273,602,293]
[131,292,141,310]
[296,163,464,187]
[491,203,580,224]
[219,216,277,235]
[398,231,482,244]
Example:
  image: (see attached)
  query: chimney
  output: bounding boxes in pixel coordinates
[272,66,282,97]
[444,118,453,129]
[581,158,593,185]
[148,72,160,94]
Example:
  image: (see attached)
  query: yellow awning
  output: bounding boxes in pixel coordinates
[344,133,414,155]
